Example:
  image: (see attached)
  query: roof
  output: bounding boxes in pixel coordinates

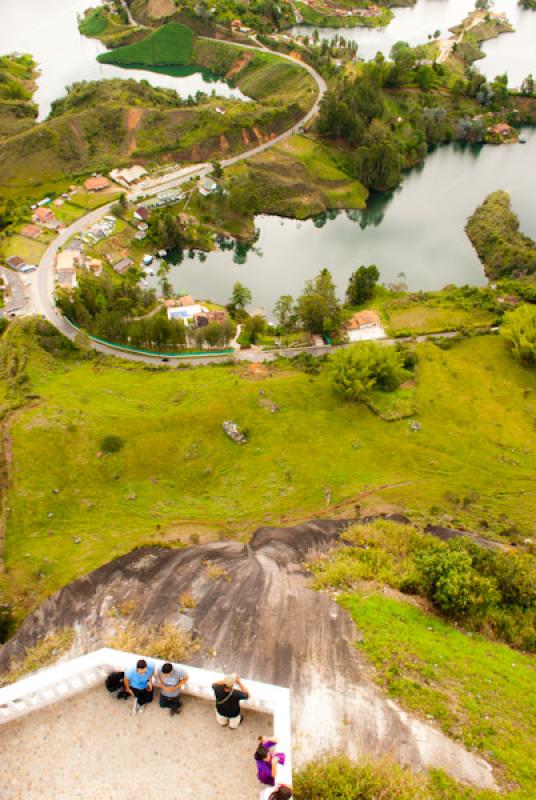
[134,207,150,220]
[84,176,110,191]
[6,256,26,269]
[488,123,512,134]
[179,294,195,306]
[113,257,134,274]
[34,207,55,222]
[56,269,77,288]
[20,224,42,238]
[110,165,148,184]
[348,310,381,329]
[56,251,80,272]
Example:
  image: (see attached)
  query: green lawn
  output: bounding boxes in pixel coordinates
[3,234,47,264]
[386,306,496,335]
[340,592,536,798]
[69,190,122,210]
[98,23,194,67]
[3,334,536,609]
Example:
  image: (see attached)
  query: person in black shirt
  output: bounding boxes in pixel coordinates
[212,673,249,729]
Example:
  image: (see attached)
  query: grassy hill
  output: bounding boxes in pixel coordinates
[1,323,535,614]
[0,54,38,140]
[98,23,318,108]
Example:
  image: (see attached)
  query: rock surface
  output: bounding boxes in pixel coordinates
[1,520,496,790]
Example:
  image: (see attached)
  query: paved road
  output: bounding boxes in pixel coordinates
[31,36,327,363]
[0,266,29,318]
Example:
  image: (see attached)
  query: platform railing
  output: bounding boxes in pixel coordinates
[0,647,292,785]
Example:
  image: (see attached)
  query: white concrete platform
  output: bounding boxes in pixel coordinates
[0,686,267,799]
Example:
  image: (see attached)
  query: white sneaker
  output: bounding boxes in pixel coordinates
[138,705,145,714]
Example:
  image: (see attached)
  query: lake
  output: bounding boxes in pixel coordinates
[0,0,244,120]
[153,128,536,314]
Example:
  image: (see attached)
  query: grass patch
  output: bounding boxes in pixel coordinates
[340,592,536,797]
[106,620,199,661]
[295,754,492,800]
[3,333,536,610]
[0,629,73,686]
[79,7,109,37]
[3,234,47,264]
[69,190,122,210]
[98,22,194,68]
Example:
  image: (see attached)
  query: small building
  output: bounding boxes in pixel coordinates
[134,231,146,241]
[6,256,27,272]
[346,310,386,342]
[56,268,78,290]
[87,258,103,276]
[34,207,57,226]
[134,207,150,222]
[179,294,195,307]
[194,310,228,328]
[488,122,513,137]
[245,305,266,319]
[84,175,111,192]
[167,303,207,324]
[20,224,42,239]
[199,177,218,197]
[109,165,148,186]
[113,257,134,274]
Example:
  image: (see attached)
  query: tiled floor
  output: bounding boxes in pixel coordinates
[0,687,268,799]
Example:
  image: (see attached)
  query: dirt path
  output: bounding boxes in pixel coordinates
[127,108,144,155]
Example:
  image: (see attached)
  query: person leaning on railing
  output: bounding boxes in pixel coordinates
[211,673,249,729]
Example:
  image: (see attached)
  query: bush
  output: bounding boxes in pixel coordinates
[100,434,124,454]
[500,304,536,366]
[330,343,408,402]
[106,621,198,661]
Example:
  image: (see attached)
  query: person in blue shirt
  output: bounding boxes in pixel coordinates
[124,659,155,714]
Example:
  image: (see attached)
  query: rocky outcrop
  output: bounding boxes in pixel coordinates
[0,520,496,789]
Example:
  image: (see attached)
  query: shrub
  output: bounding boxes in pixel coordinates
[415,545,500,619]
[500,304,536,366]
[100,434,124,454]
[106,621,198,661]
[0,629,73,687]
[330,343,408,402]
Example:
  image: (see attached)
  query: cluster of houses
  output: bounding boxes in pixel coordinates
[55,245,103,290]
[109,165,148,188]
[165,296,229,329]
[231,18,253,34]
[298,0,379,16]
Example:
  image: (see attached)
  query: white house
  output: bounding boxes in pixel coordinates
[346,310,386,342]
[167,303,208,325]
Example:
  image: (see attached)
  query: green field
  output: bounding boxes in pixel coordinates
[2,330,536,611]
[3,234,47,264]
[97,22,194,67]
[340,592,536,799]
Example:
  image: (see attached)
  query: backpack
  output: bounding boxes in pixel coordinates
[105,671,125,693]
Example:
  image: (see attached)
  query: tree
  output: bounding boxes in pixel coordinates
[229,281,252,312]
[521,73,534,96]
[244,315,265,344]
[273,295,295,333]
[148,210,183,251]
[346,265,380,306]
[297,268,341,335]
[500,304,536,366]
[211,161,223,179]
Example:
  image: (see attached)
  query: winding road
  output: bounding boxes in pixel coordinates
[31,35,327,363]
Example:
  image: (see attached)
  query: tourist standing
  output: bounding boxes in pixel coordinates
[211,673,249,728]
[124,658,155,714]
[156,661,188,716]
